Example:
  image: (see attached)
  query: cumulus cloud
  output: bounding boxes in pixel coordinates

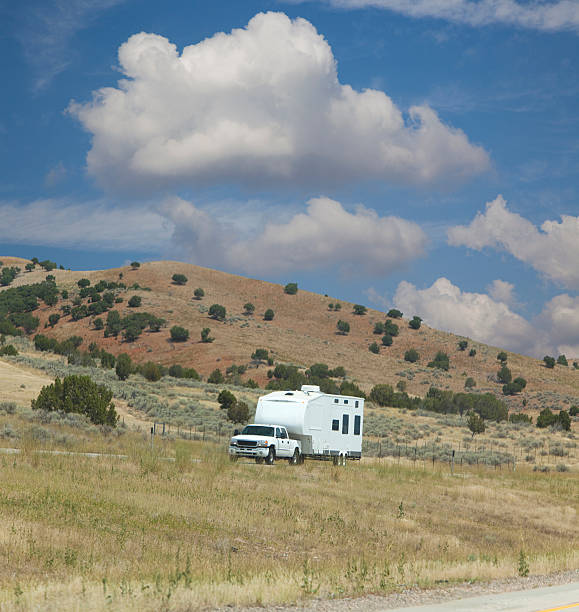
[316,0,579,33]
[448,195,579,290]
[163,196,427,276]
[0,199,171,250]
[393,277,537,354]
[487,279,517,307]
[69,12,489,194]
[538,294,579,358]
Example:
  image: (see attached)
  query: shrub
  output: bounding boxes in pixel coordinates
[353,304,367,315]
[284,282,298,295]
[409,316,422,330]
[228,400,250,423]
[208,369,224,384]
[329,366,346,378]
[264,309,274,321]
[122,325,141,343]
[509,413,532,424]
[61,289,68,299]
[335,320,348,335]
[404,348,419,363]
[384,320,399,336]
[570,405,578,417]
[464,377,476,389]
[558,410,571,431]
[557,354,568,366]
[469,348,476,357]
[396,380,407,392]
[369,342,380,354]
[142,362,162,382]
[130,262,140,270]
[93,317,104,330]
[497,365,512,384]
[194,287,205,300]
[172,273,188,285]
[428,351,450,371]
[115,353,132,380]
[381,334,393,347]
[370,384,394,406]
[458,340,468,351]
[128,295,142,308]
[0,345,18,356]
[209,304,226,321]
[200,328,214,343]
[333,303,341,311]
[218,389,236,410]
[468,413,485,438]
[48,313,60,327]
[170,326,189,342]
[543,355,555,369]
[387,309,402,319]
[497,351,508,363]
[31,375,118,426]
[251,348,269,361]
[373,322,385,335]
[536,408,556,428]
[77,278,91,288]
[243,302,255,315]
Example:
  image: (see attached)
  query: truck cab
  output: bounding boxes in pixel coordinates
[229,423,302,465]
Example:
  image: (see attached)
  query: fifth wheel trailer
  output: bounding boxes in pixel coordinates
[252,384,364,463]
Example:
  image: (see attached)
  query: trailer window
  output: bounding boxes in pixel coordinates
[354,415,361,435]
[334,398,339,404]
[342,414,349,434]
[344,399,349,405]
[332,419,339,431]
[355,401,359,408]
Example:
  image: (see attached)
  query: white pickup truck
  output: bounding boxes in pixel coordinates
[228,424,302,465]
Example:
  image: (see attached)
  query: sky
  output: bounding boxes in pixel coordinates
[0,0,578,358]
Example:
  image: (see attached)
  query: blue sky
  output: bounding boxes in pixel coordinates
[1,0,578,358]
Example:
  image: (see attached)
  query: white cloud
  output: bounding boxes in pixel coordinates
[364,287,391,310]
[538,294,579,358]
[69,12,489,194]
[163,196,427,276]
[317,1,579,33]
[393,277,537,354]
[0,199,171,250]
[487,279,516,307]
[448,195,579,290]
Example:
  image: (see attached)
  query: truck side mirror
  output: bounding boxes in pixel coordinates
[233,429,239,436]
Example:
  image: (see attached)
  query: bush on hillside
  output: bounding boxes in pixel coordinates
[409,316,422,330]
[193,287,205,300]
[170,326,189,342]
[208,369,224,384]
[428,351,450,371]
[464,377,476,389]
[200,327,214,343]
[557,354,568,366]
[115,353,132,381]
[336,320,350,335]
[263,309,274,321]
[209,304,226,321]
[243,302,255,315]
[353,304,367,315]
[373,322,385,335]
[284,282,298,295]
[251,348,269,361]
[128,295,142,308]
[404,348,419,363]
[387,309,402,319]
[497,365,512,384]
[369,342,380,354]
[172,273,188,285]
[458,340,468,351]
[543,355,556,368]
[381,334,393,347]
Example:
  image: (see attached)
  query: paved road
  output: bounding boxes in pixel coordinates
[385,581,579,612]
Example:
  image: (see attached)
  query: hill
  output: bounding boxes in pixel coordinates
[1,256,577,415]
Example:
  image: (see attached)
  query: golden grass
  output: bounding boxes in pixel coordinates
[0,427,577,610]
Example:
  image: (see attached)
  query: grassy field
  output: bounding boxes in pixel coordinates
[0,421,577,611]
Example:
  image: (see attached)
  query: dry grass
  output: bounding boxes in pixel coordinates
[0,421,577,610]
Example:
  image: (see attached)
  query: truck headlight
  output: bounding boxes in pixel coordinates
[256,440,268,447]
[230,440,238,446]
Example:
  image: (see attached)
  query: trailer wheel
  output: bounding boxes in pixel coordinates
[289,449,300,465]
[265,447,275,465]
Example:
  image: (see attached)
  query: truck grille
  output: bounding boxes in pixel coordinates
[237,439,257,448]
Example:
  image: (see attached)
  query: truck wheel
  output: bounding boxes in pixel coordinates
[265,448,275,465]
[255,457,264,464]
[289,449,300,465]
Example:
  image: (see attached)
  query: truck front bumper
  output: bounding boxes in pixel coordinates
[229,446,269,458]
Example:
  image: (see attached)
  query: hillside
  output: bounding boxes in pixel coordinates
[1,256,577,418]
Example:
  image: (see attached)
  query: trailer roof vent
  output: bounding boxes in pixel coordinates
[284,392,294,396]
[301,385,320,393]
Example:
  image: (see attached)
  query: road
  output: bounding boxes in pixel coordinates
[385,581,579,612]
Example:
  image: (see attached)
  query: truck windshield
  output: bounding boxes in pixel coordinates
[241,425,275,437]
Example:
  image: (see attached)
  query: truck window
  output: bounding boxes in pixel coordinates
[275,427,282,438]
[342,414,349,434]
[354,415,361,435]
[332,419,339,431]
[280,428,288,439]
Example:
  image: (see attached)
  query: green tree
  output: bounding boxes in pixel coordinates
[353,304,367,315]
[243,302,255,315]
[209,304,226,321]
[208,369,224,384]
[123,325,141,343]
[469,348,477,357]
[194,287,204,300]
[558,410,571,431]
[31,375,118,426]
[251,348,268,361]
[497,365,512,384]
[369,384,394,407]
[536,408,556,428]
[543,355,556,369]
[384,320,399,336]
[77,278,91,288]
[373,322,385,335]
[284,282,298,295]
[336,320,350,335]
[142,362,162,382]
[172,273,188,285]
[48,313,60,327]
[218,389,236,411]
[200,327,214,343]
[130,261,140,270]
[468,412,485,438]
[228,400,250,423]
[409,316,422,330]
[170,326,189,342]
[115,353,132,380]
[369,342,380,354]
[464,377,476,389]
[557,354,568,366]
[569,405,578,416]
[497,351,508,363]
[387,309,402,319]
[458,340,468,351]
[428,351,450,371]
[404,348,419,363]
[128,295,141,308]
[381,334,393,346]
[263,309,274,321]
